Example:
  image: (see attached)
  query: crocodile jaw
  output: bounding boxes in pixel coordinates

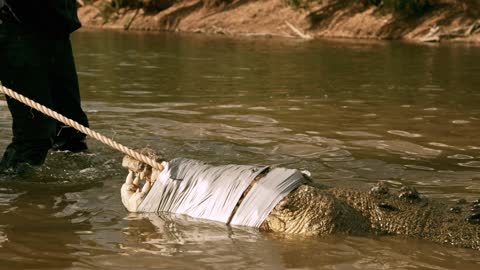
[121,164,164,212]
[121,171,146,212]
[120,149,164,212]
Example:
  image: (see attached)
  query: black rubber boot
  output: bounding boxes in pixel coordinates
[0,141,50,174]
[52,138,88,153]
[52,125,88,153]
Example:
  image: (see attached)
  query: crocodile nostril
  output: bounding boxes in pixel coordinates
[398,186,421,201]
[449,206,462,214]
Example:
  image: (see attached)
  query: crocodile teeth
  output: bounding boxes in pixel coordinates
[142,181,151,194]
[133,174,140,186]
[126,170,134,185]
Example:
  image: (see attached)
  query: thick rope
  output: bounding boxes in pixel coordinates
[0,84,164,171]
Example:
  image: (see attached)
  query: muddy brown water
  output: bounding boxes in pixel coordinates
[1,30,480,269]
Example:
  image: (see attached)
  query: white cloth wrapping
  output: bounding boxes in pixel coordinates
[138,158,304,227]
[138,158,268,223]
[229,168,304,227]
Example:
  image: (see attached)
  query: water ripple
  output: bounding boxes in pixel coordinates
[336,131,382,138]
[458,161,480,168]
[272,143,335,159]
[447,154,474,160]
[404,164,435,171]
[350,140,441,158]
[388,130,422,138]
[0,227,7,248]
[451,120,471,124]
[211,114,278,124]
[428,142,464,150]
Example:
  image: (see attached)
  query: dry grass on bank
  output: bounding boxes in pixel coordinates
[77,0,480,42]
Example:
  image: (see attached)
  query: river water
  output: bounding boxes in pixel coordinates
[0,30,480,269]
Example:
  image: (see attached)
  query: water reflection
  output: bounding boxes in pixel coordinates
[0,30,479,268]
[74,211,480,270]
[111,213,286,269]
[84,213,480,270]
[0,188,91,268]
[350,140,442,158]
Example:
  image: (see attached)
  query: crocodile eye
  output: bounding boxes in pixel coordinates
[377,203,398,212]
[466,213,480,225]
[471,203,480,213]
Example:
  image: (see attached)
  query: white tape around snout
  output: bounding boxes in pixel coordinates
[230,168,303,227]
[137,158,304,227]
[138,158,268,223]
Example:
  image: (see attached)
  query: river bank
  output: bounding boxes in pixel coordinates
[77,0,480,42]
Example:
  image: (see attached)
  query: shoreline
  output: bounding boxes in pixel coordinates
[77,0,480,43]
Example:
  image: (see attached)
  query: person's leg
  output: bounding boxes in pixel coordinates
[49,36,89,152]
[0,25,55,169]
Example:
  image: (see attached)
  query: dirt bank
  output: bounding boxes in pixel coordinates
[77,0,480,43]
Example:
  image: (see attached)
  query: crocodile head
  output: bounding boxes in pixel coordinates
[120,148,165,212]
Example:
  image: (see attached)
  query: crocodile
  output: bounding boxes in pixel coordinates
[120,149,480,251]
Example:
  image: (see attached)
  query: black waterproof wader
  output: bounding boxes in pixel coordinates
[0,0,89,170]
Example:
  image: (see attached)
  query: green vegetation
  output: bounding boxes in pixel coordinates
[98,1,116,23]
[283,0,320,9]
[92,0,231,12]
[93,0,175,22]
[281,0,432,15]
[284,0,302,8]
[363,0,432,16]
[88,0,480,20]
[111,0,133,8]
